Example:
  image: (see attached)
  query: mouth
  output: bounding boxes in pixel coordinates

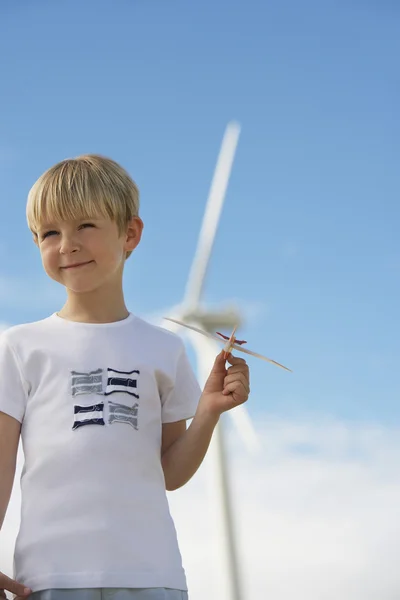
[61,260,94,270]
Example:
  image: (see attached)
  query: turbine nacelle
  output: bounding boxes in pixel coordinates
[173,305,242,333]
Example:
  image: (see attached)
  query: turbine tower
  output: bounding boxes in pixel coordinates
[162,122,257,600]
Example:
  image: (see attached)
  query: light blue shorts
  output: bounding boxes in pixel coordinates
[30,589,188,600]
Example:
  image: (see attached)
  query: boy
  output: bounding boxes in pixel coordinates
[0,155,250,600]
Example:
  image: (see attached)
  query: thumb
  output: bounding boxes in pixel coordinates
[204,352,226,390]
[0,572,31,596]
[212,350,227,370]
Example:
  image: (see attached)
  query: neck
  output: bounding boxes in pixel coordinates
[58,282,130,324]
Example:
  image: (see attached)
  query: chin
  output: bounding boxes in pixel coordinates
[65,280,104,294]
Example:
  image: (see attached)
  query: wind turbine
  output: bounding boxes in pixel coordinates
[161,121,255,600]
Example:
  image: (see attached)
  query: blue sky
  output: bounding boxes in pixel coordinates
[1,0,399,425]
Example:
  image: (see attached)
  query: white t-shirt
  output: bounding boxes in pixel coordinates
[0,312,201,592]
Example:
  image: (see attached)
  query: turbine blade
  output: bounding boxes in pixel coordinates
[164,318,223,344]
[232,344,292,372]
[183,122,241,308]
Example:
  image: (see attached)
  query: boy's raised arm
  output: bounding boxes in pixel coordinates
[161,351,250,491]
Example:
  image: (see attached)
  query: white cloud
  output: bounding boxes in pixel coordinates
[171,417,400,599]
[1,417,399,600]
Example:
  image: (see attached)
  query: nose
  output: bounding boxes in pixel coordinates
[59,233,80,255]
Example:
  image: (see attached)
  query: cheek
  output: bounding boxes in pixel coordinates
[40,247,57,271]
[96,240,125,265]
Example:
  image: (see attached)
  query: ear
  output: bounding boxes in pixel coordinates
[124,216,144,254]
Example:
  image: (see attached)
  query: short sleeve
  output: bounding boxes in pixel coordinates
[161,342,202,423]
[0,333,28,423]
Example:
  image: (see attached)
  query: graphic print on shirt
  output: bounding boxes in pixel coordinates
[70,367,140,430]
[71,368,103,397]
[104,368,140,397]
[108,400,139,429]
[73,402,105,430]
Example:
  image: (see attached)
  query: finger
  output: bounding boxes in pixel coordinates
[0,574,31,597]
[223,383,250,400]
[222,380,249,400]
[226,354,247,366]
[226,363,250,376]
[224,372,250,393]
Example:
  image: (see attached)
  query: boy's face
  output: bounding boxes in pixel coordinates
[35,215,143,293]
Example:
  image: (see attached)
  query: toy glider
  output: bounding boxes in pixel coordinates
[164,318,292,372]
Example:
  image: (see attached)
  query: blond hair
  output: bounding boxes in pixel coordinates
[26,154,140,259]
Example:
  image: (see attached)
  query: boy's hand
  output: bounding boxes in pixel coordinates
[199,351,250,417]
[0,571,31,600]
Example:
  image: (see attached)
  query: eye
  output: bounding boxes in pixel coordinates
[79,223,95,230]
[42,230,58,239]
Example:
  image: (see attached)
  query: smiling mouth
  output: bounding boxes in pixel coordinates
[61,261,94,270]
